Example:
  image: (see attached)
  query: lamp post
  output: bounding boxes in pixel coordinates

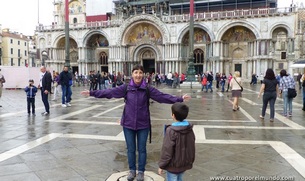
[41,51,48,66]
[186,0,196,88]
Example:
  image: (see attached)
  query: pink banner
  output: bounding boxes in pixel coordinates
[190,0,194,17]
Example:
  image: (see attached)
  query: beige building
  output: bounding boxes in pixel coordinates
[1,29,30,67]
[35,0,305,78]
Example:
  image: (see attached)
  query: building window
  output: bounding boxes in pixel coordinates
[11,58,13,66]
[100,52,108,65]
[18,59,21,66]
[25,42,27,46]
[73,18,77,24]
[18,49,20,57]
[18,41,20,45]
[25,50,27,56]
[278,63,284,69]
[281,52,286,59]
[194,49,204,64]
[11,48,13,54]
[10,39,13,44]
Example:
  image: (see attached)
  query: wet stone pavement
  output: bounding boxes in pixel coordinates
[0,83,304,181]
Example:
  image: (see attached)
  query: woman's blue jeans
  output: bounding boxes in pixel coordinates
[221,81,225,92]
[303,87,305,109]
[282,91,293,115]
[123,127,149,172]
[166,171,184,181]
[261,91,277,119]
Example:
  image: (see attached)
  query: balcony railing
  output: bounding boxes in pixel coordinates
[36,19,124,32]
[163,7,293,23]
[36,7,294,32]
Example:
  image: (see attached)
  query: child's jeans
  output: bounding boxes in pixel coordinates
[27,97,35,114]
[166,171,184,181]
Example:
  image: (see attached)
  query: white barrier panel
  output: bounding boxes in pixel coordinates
[0,66,53,89]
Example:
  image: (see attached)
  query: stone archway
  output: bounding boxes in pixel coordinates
[221,26,256,77]
[139,48,156,73]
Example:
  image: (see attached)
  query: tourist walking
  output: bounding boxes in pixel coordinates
[220,73,227,92]
[279,69,296,117]
[59,66,73,107]
[257,69,279,122]
[81,64,190,181]
[52,72,61,101]
[230,71,242,111]
[301,73,305,111]
[226,73,232,92]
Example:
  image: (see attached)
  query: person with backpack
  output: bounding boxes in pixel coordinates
[279,69,296,117]
[80,64,190,181]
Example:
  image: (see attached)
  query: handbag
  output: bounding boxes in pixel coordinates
[234,77,243,92]
[287,88,297,98]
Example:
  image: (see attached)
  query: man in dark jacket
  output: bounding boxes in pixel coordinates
[158,102,195,181]
[39,66,52,115]
[59,66,73,107]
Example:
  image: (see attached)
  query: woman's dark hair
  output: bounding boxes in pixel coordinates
[280,69,287,77]
[132,64,144,73]
[264,68,276,80]
[171,102,189,122]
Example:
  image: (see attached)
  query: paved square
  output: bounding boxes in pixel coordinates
[0,84,304,180]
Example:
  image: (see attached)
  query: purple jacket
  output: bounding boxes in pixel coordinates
[90,79,183,130]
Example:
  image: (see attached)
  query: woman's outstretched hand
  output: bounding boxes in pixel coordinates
[80,90,90,97]
[182,94,191,101]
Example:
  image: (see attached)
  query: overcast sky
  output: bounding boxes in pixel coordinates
[0,0,302,36]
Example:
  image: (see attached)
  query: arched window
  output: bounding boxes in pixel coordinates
[100,52,108,65]
[194,49,204,64]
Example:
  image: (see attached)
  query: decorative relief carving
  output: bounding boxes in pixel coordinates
[47,34,52,45]
[170,26,176,36]
[212,22,218,33]
[260,21,268,32]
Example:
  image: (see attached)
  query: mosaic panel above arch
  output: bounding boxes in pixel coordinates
[125,23,162,45]
[221,26,256,42]
[182,28,211,45]
[87,34,109,48]
[69,0,84,14]
[57,38,78,48]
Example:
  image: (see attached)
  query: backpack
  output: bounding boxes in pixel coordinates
[201,77,207,86]
[123,84,152,143]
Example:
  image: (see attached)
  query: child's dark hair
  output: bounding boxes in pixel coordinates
[171,102,189,121]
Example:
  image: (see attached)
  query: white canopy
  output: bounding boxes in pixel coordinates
[290,60,305,68]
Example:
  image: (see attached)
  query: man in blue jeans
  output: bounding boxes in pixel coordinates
[59,66,72,107]
[302,73,305,111]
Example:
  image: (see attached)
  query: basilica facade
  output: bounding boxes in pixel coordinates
[35,0,305,79]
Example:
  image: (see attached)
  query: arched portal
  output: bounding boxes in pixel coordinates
[140,48,156,73]
[221,26,256,77]
[181,28,211,73]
